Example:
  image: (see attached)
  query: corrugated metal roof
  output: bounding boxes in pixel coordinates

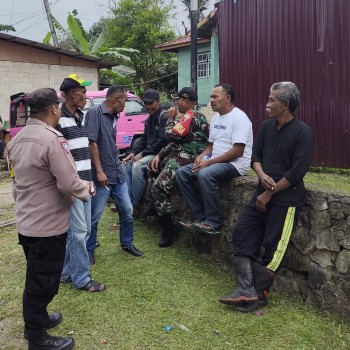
[217,0,350,168]
[0,33,118,69]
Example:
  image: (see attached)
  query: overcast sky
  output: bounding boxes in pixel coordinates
[1,0,216,43]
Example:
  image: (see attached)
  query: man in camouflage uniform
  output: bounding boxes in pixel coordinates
[148,87,209,247]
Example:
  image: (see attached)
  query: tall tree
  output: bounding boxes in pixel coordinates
[104,0,177,92]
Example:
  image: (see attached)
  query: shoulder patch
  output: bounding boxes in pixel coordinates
[182,110,194,121]
[60,140,71,154]
[172,110,194,137]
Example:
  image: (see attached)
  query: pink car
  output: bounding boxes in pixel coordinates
[84,90,148,151]
[8,90,148,152]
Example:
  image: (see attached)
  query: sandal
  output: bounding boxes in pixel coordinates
[179,220,201,229]
[77,279,106,292]
[193,222,221,235]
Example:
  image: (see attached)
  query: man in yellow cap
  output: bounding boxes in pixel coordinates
[57,74,106,291]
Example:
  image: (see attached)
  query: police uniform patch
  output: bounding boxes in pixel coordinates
[60,141,71,154]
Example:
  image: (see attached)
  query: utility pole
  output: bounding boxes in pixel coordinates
[42,0,59,47]
[190,0,199,93]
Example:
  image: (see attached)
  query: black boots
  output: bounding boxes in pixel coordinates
[24,312,63,339]
[219,256,258,305]
[236,262,275,313]
[27,329,75,350]
[158,214,175,247]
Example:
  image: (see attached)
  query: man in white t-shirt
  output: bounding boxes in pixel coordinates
[175,83,253,234]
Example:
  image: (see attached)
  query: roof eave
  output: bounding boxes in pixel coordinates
[0,33,118,69]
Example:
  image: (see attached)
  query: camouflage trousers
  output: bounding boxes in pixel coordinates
[148,154,193,216]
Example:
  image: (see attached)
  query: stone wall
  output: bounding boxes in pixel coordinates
[164,176,350,320]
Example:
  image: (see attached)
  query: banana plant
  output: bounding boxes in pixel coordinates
[43,13,139,63]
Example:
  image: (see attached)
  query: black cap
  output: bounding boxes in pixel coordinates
[172,87,198,102]
[28,88,65,110]
[143,90,160,103]
[59,73,92,91]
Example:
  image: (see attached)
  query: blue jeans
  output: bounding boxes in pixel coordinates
[86,181,133,254]
[61,198,91,289]
[122,155,155,205]
[175,162,241,227]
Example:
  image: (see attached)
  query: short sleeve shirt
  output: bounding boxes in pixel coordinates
[84,102,126,184]
[209,107,253,175]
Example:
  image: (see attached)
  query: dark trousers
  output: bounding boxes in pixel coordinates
[232,204,298,271]
[18,233,67,330]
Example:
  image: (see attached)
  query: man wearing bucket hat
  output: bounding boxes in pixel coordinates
[8,87,91,350]
[57,74,106,292]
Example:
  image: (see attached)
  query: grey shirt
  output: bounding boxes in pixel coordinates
[84,102,126,184]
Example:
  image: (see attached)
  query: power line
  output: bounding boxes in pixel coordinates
[133,72,177,86]
[11,9,44,26]
[16,14,48,36]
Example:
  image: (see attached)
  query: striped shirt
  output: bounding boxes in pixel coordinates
[56,104,92,181]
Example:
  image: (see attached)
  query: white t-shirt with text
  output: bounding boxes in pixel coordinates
[209,107,253,175]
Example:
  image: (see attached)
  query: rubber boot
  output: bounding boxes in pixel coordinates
[218,256,258,305]
[236,262,275,313]
[27,328,75,350]
[158,214,175,248]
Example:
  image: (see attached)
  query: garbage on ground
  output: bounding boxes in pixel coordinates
[177,324,189,332]
[164,324,190,332]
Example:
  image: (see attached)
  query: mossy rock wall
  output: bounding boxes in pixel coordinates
[155,176,350,320]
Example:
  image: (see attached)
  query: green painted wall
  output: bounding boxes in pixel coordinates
[177,31,219,106]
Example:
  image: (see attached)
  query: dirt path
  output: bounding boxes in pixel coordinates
[0,180,16,226]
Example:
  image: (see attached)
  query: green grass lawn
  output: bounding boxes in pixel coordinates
[244,169,350,195]
[1,209,350,350]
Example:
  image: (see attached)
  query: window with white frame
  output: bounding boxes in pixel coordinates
[197,52,211,78]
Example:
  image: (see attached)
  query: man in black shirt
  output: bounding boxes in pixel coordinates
[219,82,313,312]
[122,90,167,208]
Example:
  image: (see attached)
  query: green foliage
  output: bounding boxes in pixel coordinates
[99,69,134,90]
[42,32,51,45]
[104,0,177,93]
[0,24,16,32]
[67,13,89,55]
